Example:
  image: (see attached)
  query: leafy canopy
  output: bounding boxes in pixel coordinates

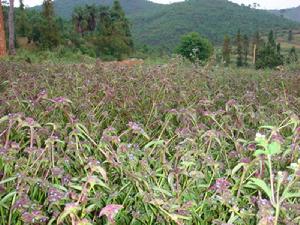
[176,32,213,62]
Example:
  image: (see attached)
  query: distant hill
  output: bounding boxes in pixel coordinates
[33,0,299,49]
[271,6,300,23]
[37,0,162,19]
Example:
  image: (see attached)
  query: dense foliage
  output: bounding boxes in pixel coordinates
[176,32,213,62]
[32,0,299,49]
[0,59,300,225]
[271,6,300,23]
[256,31,284,69]
[71,1,133,59]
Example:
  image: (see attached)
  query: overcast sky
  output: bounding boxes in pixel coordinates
[17,0,300,10]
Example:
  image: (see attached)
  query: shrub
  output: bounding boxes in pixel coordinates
[255,31,284,69]
[176,32,213,62]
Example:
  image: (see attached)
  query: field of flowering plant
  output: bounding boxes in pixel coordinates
[0,59,300,225]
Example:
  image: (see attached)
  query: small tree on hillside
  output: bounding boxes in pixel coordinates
[176,32,214,63]
[287,46,298,64]
[94,1,133,60]
[243,34,249,66]
[255,30,284,69]
[252,31,263,64]
[288,30,293,42]
[41,0,60,48]
[236,29,243,67]
[16,0,29,37]
[222,35,231,66]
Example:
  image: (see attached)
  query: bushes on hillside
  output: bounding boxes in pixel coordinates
[176,32,214,63]
[255,31,284,69]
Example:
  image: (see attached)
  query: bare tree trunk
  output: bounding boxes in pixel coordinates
[253,44,256,65]
[0,0,6,56]
[9,0,16,55]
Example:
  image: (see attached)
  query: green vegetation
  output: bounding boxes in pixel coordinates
[287,46,298,64]
[1,59,300,224]
[271,6,300,23]
[1,1,300,224]
[176,32,213,62]
[71,1,133,59]
[222,35,231,66]
[31,0,299,49]
[256,31,284,69]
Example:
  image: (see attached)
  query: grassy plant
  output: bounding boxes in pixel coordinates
[0,58,299,224]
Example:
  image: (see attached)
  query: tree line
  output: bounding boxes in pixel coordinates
[222,30,298,69]
[0,0,134,60]
[0,0,298,67]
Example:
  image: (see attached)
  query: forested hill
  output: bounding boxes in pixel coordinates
[34,0,299,49]
[41,0,162,19]
[271,6,300,23]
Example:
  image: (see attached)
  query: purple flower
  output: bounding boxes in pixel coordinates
[62,174,72,186]
[99,204,123,224]
[51,167,64,178]
[226,99,237,107]
[25,117,37,127]
[240,157,251,164]
[21,210,48,224]
[211,178,231,193]
[48,187,65,203]
[247,143,256,151]
[51,97,69,104]
[0,147,8,155]
[128,122,146,135]
[271,132,284,144]
[13,196,31,210]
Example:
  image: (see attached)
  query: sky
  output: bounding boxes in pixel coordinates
[17,0,300,10]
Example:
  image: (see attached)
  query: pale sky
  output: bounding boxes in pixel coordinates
[16,0,300,10]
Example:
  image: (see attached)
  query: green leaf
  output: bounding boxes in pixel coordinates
[267,142,281,156]
[254,149,266,157]
[0,177,17,185]
[152,186,173,197]
[282,192,300,201]
[231,163,244,176]
[143,140,164,149]
[0,116,8,124]
[247,178,273,201]
[0,191,17,207]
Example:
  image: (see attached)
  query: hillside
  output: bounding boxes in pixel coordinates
[44,0,162,19]
[271,6,300,23]
[34,0,299,49]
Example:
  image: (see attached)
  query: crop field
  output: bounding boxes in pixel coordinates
[0,60,300,225]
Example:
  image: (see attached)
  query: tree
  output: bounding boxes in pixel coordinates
[252,31,263,64]
[287,46,298,64]
[236,29,243,67]
[255,30,284,69]
[288,30,293,42]
[0,0,6,56]
[16,0,29,37]
[40,0,60,48]
[8,0,16,55]
[242,34,249,66]
[96,1,133,60]
[176,32,214,63]
[222,35,231,66]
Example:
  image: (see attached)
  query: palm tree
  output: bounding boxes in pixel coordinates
[0,0,6,56]
[9,0,16,55]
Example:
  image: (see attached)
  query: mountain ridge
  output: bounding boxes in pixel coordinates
[270,6,300,23]
[33,0,299,49]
